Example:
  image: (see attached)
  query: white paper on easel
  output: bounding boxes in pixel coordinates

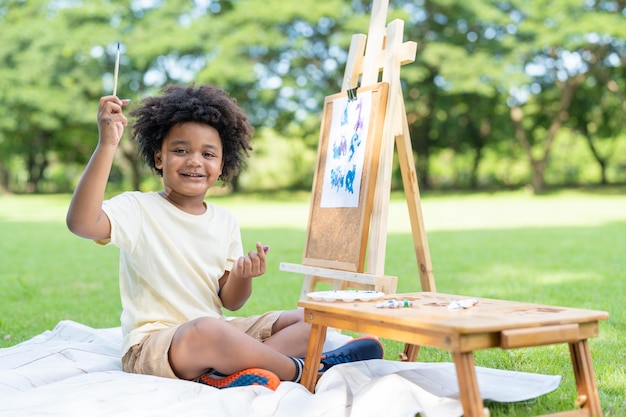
[320,90,373,208]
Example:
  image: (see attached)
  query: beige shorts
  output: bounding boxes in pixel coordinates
[122,311,282,379]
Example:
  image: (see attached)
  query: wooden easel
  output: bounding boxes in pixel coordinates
[280,0,435,299]
[341,0,434,292]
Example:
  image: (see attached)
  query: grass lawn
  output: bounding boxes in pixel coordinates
[1,188,624,416]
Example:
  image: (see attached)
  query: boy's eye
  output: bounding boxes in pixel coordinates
[203,152,215,158]
[174,149,187,154]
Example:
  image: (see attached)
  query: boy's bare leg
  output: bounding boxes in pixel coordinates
[264,309,311,357]
[169,317,298,381]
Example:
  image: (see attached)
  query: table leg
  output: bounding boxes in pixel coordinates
[300,323,328,392]
[400,343,420,362]
[452,351,489,417]
[569,339,603,417]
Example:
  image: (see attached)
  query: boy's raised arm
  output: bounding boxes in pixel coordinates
[66,96,130,240]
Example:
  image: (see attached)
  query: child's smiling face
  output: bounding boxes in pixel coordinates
[155,122,224,200]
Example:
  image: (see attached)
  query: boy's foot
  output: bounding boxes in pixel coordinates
[198,368,280,390]
[318,336,384,373]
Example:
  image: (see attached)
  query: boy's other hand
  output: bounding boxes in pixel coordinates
[231,242,269,280]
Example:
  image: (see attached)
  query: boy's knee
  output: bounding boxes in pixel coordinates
[284,309,306,324]
[177,317,222,343]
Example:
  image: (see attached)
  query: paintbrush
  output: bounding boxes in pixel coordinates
[112,42,120,96]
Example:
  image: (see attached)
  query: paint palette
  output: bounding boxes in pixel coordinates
[306,290,385,302]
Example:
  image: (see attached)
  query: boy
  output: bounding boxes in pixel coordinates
[66,84,383,390]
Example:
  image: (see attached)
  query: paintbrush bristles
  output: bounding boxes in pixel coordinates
[112,42,120,96]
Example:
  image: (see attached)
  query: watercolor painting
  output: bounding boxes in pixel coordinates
[320,90,373,208]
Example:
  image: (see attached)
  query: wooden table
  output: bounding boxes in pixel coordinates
[298,292,609,417]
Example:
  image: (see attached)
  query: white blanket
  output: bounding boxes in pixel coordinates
[0,321,560,417]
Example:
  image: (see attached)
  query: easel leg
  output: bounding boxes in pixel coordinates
[569,340,603,417]
[300,323,328,392]
[395,98,436,292]
[452,351,489,417]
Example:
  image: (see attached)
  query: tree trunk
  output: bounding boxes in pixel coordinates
[0,159,10,193]
[122,148,142,191]
[469,145,482,190]
[231,175,240,193]
[530,159,547,193]
[582,130,609,185]
[25,132,51,193]
[509,76,583,193]
[467,115,489,190]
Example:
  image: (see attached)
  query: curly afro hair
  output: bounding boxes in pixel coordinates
[129,84,254,184]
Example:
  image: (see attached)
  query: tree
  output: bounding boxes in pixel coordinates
[0,0,356,193]
[569,45,626,185]
[0,1,117,192]
[394,0,517,189]
[501,0,626,192]
[0,1,235,192]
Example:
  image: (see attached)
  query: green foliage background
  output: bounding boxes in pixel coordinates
[1,0,625,195]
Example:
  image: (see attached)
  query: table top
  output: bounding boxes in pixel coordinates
[297,292,609,334]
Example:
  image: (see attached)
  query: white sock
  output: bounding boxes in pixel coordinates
[290,357,304,382]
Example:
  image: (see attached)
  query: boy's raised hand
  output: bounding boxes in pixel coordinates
[98,96,131,146]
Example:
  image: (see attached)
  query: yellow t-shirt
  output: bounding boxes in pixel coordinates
[101,191,242,356]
